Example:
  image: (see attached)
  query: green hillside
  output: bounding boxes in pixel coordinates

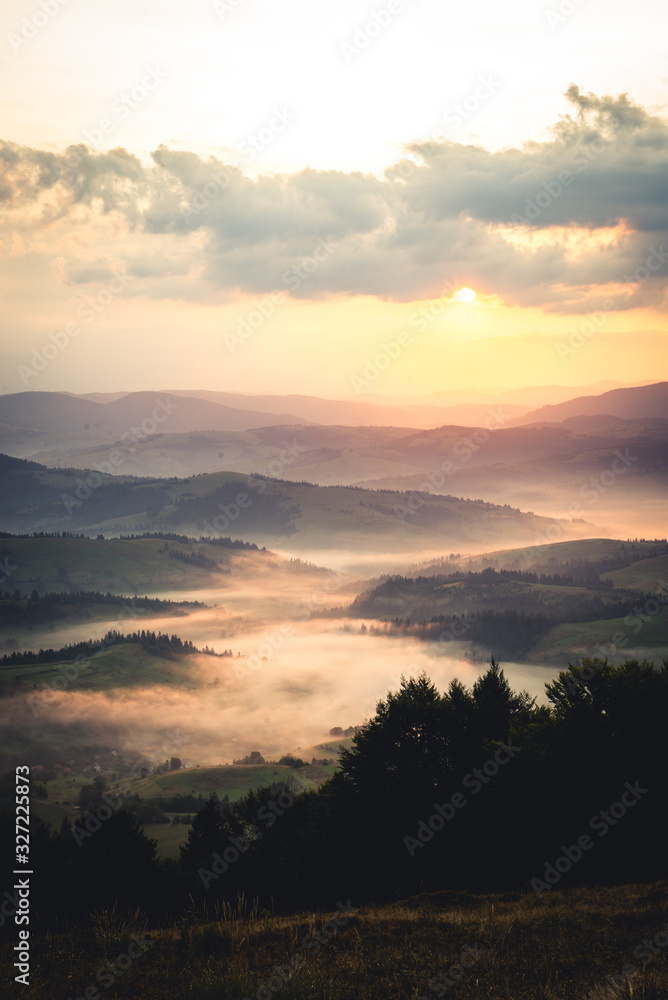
[342,541,668,661]
[122,762,330,802]
[349,574,614,621]
[0,588,203,656]
[0,533,268,594]
[0,454,593,554]
[602,553,668,590]
[0,640,216,696]
[158,474,592,553]
[528,603,668,663]
[459,537,665,570]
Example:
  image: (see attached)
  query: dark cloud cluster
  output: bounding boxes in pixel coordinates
[3,87,668,310]
[402,84,668,232]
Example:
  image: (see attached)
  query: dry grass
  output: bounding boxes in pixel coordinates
[3,882,668,999]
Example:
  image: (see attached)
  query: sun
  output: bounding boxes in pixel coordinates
[455,287,477,304]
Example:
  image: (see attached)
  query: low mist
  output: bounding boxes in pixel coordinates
[6,565,561,766]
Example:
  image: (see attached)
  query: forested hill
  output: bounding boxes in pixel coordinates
[0,628,232,666]
[338,547,668,659]
[0,453,591,554]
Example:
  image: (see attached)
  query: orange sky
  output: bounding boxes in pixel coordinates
[1,0,667,397]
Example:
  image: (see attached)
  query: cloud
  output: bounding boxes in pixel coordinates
[402,85,668,233]
[9,232,25,257]
[2,87,668,311]
[49,255,66,281]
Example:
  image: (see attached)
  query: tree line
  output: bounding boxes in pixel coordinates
[0,589,202,626]
[1,629,235,666]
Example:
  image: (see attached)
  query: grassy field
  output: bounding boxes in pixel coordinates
[4,881,668,998]
[32,805,192,860]
[350,564,645,636]
[143,820,192,859]
[31,761,341,860]
[30,799,71,828]
[121,763,333,803]
[602,553,668,590]
[0,642,202,696]
[0,534,267,594]
[33,759,345,860]
[399,575,602,613]
[461,537,664,569]
[237,479,583,554]
[528,603,668,663]
[93,472,572,554]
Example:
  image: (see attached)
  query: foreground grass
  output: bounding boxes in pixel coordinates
[3,882,668,998]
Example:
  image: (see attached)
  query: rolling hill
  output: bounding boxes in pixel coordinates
[66,379,648,425]
[0,531,276,595]
[9,409,666,519]
[1,382,659,470]
[0,454,593,554]
[0,588,204,655]
[341,538,668,662]
[510,380,668,425]
[0,389,306,444]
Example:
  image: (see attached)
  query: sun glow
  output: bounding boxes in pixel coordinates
[455,287,477,303]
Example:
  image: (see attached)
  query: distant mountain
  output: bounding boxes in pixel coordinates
[510,382,668,426]
[0,391,103,432]
[101,392,307,433]
[2,388,665,542]
[0,391,307,438]
[360,380,648,408]
[146,390,529,429]
[0,389,527,444]
[103,382,659,428]
[5,384,658,448]
[9,414,666,536]
[348,415,667,535]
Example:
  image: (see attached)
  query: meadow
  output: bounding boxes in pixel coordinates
[2,883,668,998]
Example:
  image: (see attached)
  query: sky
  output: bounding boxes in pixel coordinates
[1,0,667,398]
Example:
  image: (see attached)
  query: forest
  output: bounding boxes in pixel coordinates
[3,657,666,929]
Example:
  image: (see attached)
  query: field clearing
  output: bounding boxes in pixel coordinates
[0,643,200,694]
[528,604,668,663]
[433,578,599,602]
[31,789,194,858]
[602,554,668,590]
[143,821,191,859]
[31,799,70,827]
[122,764,329,803]
[0,535,236,594]
[462,537,662,568]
